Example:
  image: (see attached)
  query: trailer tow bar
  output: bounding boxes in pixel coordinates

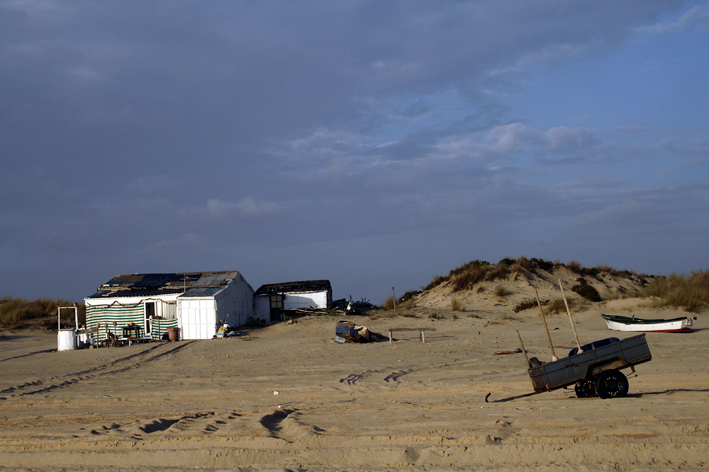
[485,391,542,403]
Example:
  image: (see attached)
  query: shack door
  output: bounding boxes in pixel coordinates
[269,293,283,323]
[144,301,155,337]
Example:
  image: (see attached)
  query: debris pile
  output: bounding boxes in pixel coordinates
[334,320,388,343]
[214,324,245,338]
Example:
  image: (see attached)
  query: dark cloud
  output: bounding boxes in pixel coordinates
[1,0,706,302]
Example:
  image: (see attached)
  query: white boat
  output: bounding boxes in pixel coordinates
[602,314,695,333]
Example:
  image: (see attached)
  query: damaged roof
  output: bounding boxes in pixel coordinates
[254,280,332,296]
[87,271,241,299]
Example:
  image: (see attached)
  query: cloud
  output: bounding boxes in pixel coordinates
[540,126,596,152]
[638,2,709,34]
[1,1,707,303]
[614,125,660,132]
[205,197,280,218]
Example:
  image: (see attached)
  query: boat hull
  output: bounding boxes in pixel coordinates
[602,314,693,333]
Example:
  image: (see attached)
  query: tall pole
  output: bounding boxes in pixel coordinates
[517,330,530,367]
[392,287,397,315]
[559,279,582,352]
[534,287,558,361]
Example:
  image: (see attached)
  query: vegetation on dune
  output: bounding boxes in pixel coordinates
[450,298,461,311]
[407,257,706,313]
[419,256,646,296]
[381,295,396,311]
[0,297,86,329]
[640,270,709,313]
[571,282,602,302]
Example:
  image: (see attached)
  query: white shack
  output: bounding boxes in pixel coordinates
[253,280,332,323]
[85,271,253,340]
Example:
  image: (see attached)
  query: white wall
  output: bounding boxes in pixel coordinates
[179,298,216,340]
[215,273,253,327]
[254,295,270,322]
[284,291,329,310]
[177,274,254,339]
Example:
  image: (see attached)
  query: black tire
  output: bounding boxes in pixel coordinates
[575,380,597,398]
[594,370,629,399]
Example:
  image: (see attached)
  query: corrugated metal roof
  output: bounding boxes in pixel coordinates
[88,289,184,299]
[87,271,240,299]
[193,272,237,287]
[181,287,225,297]
[254,280,332,296]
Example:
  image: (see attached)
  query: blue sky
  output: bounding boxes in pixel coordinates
[1,1,707,304]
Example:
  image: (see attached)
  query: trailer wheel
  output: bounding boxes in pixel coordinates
[595,370,629,399]
[575,380,597,398]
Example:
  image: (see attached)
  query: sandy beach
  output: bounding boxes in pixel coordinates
[1,302,707,471]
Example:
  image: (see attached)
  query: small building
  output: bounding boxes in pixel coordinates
[84,271,253,340]
[254,280,333,323]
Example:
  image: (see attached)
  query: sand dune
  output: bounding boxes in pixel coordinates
[1,299,707,471]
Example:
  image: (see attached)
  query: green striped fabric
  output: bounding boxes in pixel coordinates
[86,302,178,340]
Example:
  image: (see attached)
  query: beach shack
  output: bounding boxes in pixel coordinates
[253,280,332,323]
[84,271,254,341]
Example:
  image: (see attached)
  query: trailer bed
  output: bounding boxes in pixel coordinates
[528,334,652,393]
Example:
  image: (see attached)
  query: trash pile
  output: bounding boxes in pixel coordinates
[334,320,388,343]
[214,324,245,338]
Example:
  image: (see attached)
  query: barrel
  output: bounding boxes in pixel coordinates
[167,327,179,341]
[57,329,77,351]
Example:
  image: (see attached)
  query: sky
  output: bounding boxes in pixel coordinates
[1,0,708,304]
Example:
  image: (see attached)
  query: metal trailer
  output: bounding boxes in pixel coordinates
[486,334,652,402]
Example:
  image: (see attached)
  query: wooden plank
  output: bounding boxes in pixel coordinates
[388,327,436,344]
[388,328,437,332]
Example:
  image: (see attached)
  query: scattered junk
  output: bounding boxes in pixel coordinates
[485,280,654,402]
[494,348,525,355]
[346,297,377,316]
[335,320,388,343]
[76,325,100,348]
[104,331,120,348]
[602,313,696,333]
[290,307,338,316]
[214,324,245,339]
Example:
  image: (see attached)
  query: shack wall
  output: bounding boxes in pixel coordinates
[283,290,330,310]
[85,295,179,340]
[178,298,216,340]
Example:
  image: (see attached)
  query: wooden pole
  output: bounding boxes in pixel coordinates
[516,330,530,367]
[533,287,558,361]
[559,279,582,352]
[392,287,397,316]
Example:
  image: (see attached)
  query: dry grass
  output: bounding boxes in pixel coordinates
[381,295,396,311]
[513,298,538,313]
[400,299,416,309]
[450,298,461,311]
[641,271,709,312]
[603,287,637,301]
[544,298,566,315]
[0,297,86,329]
